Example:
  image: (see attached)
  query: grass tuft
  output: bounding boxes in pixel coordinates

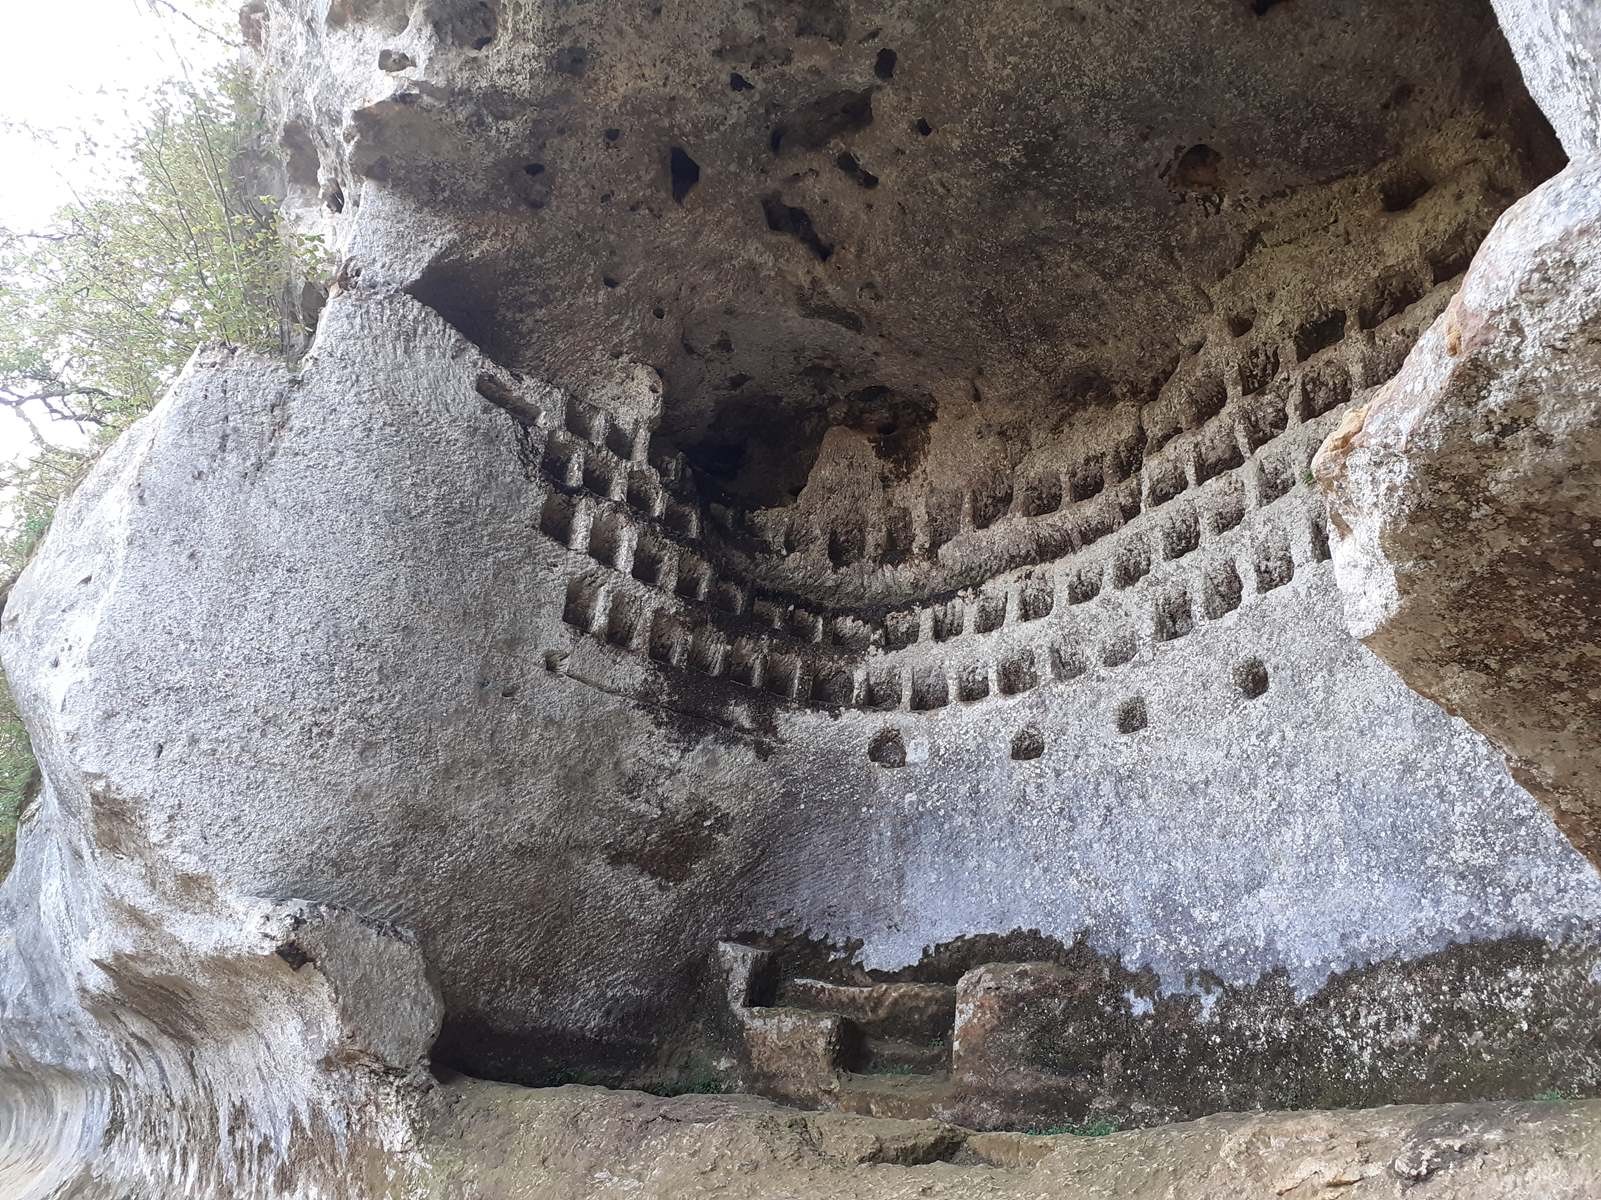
[1028,1118,1120,1138]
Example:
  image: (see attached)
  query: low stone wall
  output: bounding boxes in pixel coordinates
[717,937,1601,1130]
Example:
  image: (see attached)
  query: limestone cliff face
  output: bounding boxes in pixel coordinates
[1491,0,1601,157]
[1317,9,1601,870]
[1317,158,1601,870]
[0,328,446,1198]
[2,1,1601,1197]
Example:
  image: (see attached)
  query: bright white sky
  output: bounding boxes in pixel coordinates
[0,0,229,464]
[0,0,229,228]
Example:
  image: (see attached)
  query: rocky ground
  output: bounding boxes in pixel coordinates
[415,1081,1601,1200]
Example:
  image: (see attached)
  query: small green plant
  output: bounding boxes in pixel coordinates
[1028,1118,1120,1138]
[0,677,40,880]
[1534,1089,1574,1102]
[0,59,322,885]
[645,1063,727,1097]
[0,60,328,588]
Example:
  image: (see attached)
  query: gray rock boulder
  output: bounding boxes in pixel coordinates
[1492,0,1601,155]
[1316,156,1601,870]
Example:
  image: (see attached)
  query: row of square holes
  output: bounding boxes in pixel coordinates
[544,237,1446,487]
[735,324,1364,579]
[522,316,1354,689]
[871,535,1309,713]
[866,658,1271,767]
[531,335,1311,576]
[545,451,1326,668]
[530,334,1353,641]
[521,249,1437,600]
[558,509,1322,714]
[828,290,1401,568]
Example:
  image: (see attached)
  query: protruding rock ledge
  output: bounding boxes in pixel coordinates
[1315,157,1601,870]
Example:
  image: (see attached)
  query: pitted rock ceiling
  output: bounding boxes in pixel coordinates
[324,0,1560,513]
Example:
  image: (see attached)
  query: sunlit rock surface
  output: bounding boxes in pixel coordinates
[1491,0,1601,156]
[1319,6,1601,869]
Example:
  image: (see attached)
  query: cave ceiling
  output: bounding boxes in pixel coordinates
[375,0,1551,506]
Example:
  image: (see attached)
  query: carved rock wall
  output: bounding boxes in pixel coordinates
[2,0,1601,1193]
[4,288,1598,1125]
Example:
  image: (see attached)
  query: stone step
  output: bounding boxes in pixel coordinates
[855,1036,950,1074]
[739,1006,849,1100]
[775,977,956,1043]
[834,1071,957,1122]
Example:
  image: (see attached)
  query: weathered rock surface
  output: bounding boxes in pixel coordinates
[259,0,1561,517]
[4,0,1601,1194]
[1492,0,1601,155]
[8,286,1599,1134]
[1316,156,1601,870]
[416,1081,1601,1200]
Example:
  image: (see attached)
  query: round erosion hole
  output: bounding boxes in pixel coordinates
[1010,726,1045,761]
[868,727,906,768]
[1235,657,1269,699]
